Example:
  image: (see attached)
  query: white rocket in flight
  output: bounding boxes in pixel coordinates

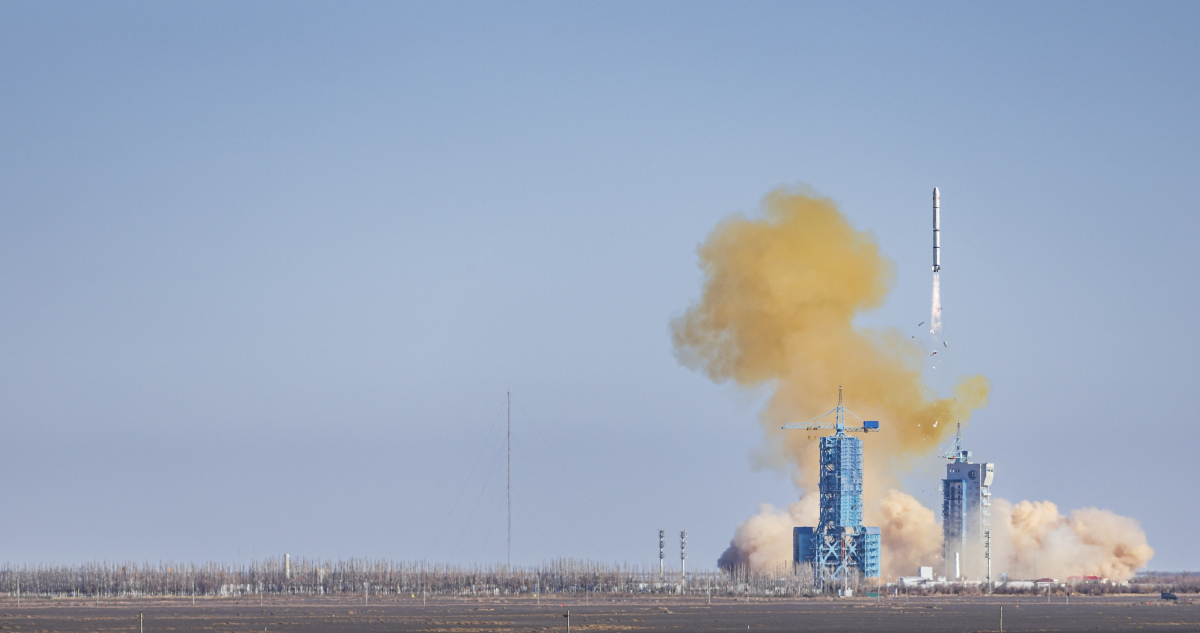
[932,187,940,272]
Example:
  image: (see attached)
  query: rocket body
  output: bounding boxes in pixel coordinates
[932,187,940,272]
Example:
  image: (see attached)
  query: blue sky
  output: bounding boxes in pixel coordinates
[1,2,1198,571]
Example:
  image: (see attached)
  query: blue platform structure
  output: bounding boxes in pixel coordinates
[783,387,881,591]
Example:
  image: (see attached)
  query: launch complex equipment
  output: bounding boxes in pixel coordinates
[784,387,882,591]
[941,423,993,581]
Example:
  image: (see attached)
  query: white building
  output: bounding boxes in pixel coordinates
[941,429,993,580]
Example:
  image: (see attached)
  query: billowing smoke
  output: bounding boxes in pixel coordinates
[672,188,988,490]
[717,490,942,578]
[877,489,943,576]
[675,188,1152,581]
[990,500,1153,581]
[715,495,817,572]
[719,492,1154,581]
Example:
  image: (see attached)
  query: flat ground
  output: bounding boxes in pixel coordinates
[0,594,1196,633]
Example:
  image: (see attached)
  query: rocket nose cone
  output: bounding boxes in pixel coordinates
[934,187,939,200]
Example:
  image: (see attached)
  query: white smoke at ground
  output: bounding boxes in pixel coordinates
[718,489,941,579]
[716,495,818,572]
[874,489,943,577]
[931,272,942,335]
[989,499,1154,581]
[717,490,1154,583]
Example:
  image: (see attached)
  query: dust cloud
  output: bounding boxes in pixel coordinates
[715,495,818,572]
[877,490,943,577]
[990,500,1153,581]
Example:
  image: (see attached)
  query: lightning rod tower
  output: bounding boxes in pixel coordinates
[680,530,688,588]
[507,390,511,568]
[658,530,665,579]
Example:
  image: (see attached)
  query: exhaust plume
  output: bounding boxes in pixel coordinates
[676,188,1152,581]
[931,272,942,334]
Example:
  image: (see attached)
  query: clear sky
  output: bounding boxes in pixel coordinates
[2,2,1198,571]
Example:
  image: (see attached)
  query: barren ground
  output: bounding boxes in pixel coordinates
[0,594,1197,632]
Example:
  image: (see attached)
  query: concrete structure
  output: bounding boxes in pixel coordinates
[784,388,881,591]
[941,425,993,580]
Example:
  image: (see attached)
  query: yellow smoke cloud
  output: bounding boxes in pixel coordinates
[672,188,989,493]
[675,188,1152,581]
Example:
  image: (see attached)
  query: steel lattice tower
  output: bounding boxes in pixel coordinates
[785,388,882,592]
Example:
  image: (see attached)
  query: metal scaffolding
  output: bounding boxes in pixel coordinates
[784,387,882,592]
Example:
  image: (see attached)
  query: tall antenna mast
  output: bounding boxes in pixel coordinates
[940,422,969,463]
[507,389,512,568]
[836,385,844,431]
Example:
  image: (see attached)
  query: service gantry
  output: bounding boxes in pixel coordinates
[783,387,882,592]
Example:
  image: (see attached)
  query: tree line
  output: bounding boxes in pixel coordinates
[0,558,821,598]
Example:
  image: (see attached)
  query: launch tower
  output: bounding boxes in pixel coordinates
[941,424,993,580]
[784,388,882,591]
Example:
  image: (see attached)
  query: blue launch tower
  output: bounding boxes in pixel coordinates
[784,388,882,591]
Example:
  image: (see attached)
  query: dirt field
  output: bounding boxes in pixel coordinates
[0,594,1197,633]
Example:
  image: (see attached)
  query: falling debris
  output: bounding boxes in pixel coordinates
[918,322,924,327]
[944,342,948,347]
[931,351,937,356]
[933,421,938,427]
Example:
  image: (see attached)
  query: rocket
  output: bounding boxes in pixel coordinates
[932,187,940,272]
